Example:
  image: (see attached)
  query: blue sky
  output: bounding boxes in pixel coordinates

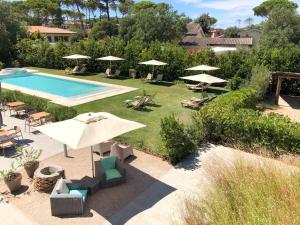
[137,0,300,28]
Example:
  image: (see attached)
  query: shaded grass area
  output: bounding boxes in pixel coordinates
[181,160,300,225]
[27,67,227,155]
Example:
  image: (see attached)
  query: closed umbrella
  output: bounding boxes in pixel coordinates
[139,60,168,76]
[96,56,125,71]
[36,112,145,177]
[186,65,220,71]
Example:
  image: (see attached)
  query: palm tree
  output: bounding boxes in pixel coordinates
[244,17,253,27]
[236,19,242,28]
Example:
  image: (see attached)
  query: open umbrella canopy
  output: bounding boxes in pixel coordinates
[36,112,146,150]
[186,65,220,71]
[96,56,125,61]
[63,54,91,59]
[180,74,227,84]
[139,60,168,66]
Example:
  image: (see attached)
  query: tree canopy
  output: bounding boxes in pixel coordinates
[119,2,189,42]
[253,0,298,17]
[0,1,25,65]
[259,7,300,48]
[195,13,217,34]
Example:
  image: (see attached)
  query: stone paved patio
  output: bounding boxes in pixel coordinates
[1,143,298,225]
[0,112,64,170]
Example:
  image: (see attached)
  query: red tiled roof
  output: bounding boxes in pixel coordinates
[28,26,76,34]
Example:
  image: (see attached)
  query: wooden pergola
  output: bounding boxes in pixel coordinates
[272,72,300,105]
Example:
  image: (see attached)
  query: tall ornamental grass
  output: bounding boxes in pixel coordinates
[181,160,300,225]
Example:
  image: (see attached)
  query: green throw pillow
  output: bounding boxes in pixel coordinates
[105,169,122,180]
[101,156,116,170]
[69,189,88,203]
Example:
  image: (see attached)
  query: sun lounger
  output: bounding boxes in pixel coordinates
[181,97,209,110]
[73,65,87,75]
[149,74,164,83]
[65,66,80,75]
[105,68,112,76]
[107,69,121,78]
[144,73,154,82]
[144,94,156,105]
[187,83,211,91]
[126,97,146,110]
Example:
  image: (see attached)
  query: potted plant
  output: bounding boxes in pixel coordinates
[17,147,42,178]
[0,162,22,193]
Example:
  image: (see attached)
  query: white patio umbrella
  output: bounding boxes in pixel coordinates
[180,74,227,84]
[139,60,168,76]
[63,54,91,66]
[186,65,220,71]
[36,112,145,177]
[96,56,125,71]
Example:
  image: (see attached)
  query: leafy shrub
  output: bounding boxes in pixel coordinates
[181,160,300,225]
[46,104,78,122]
[226,76,243,90]
[194,88,300,153]
[160,115,196,164]
[249,65,271,99]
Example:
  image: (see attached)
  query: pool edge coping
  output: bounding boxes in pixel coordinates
[1,68,138,107]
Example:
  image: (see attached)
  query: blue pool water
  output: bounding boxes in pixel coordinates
[0,69,112,97]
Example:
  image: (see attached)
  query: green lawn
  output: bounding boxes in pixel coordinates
[28,67,227,155]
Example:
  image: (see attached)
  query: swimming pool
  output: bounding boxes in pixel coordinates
[0,68,136,106]
[0,69,112,97]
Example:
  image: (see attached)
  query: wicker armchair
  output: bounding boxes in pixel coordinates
[50,179,88,217]
[94,156,126,188]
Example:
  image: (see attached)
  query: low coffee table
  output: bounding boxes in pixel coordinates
[81,176,100,195]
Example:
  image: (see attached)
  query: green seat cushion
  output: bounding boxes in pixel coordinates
[69,189,88,203]
[101,156,117,170]
[105,169,122,180]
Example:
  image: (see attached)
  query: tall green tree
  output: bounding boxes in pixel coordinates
[253,0,298,17]
[0,1,25,65]
[118,0,134,16]
[259,7,300,48]
[24,0,62,25]
[195,13,217,34]
[119,2,189,42]
[89,19,118,39]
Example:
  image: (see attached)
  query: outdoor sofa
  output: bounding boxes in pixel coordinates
[94,156,126,188]
[50,179,88,217]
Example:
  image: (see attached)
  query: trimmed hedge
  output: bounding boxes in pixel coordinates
[2,90,77,121]
[194,88,300,154]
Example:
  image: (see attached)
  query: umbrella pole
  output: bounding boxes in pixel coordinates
[63,144,68,157]
[152,65,155,76]
[91,146,95,178]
